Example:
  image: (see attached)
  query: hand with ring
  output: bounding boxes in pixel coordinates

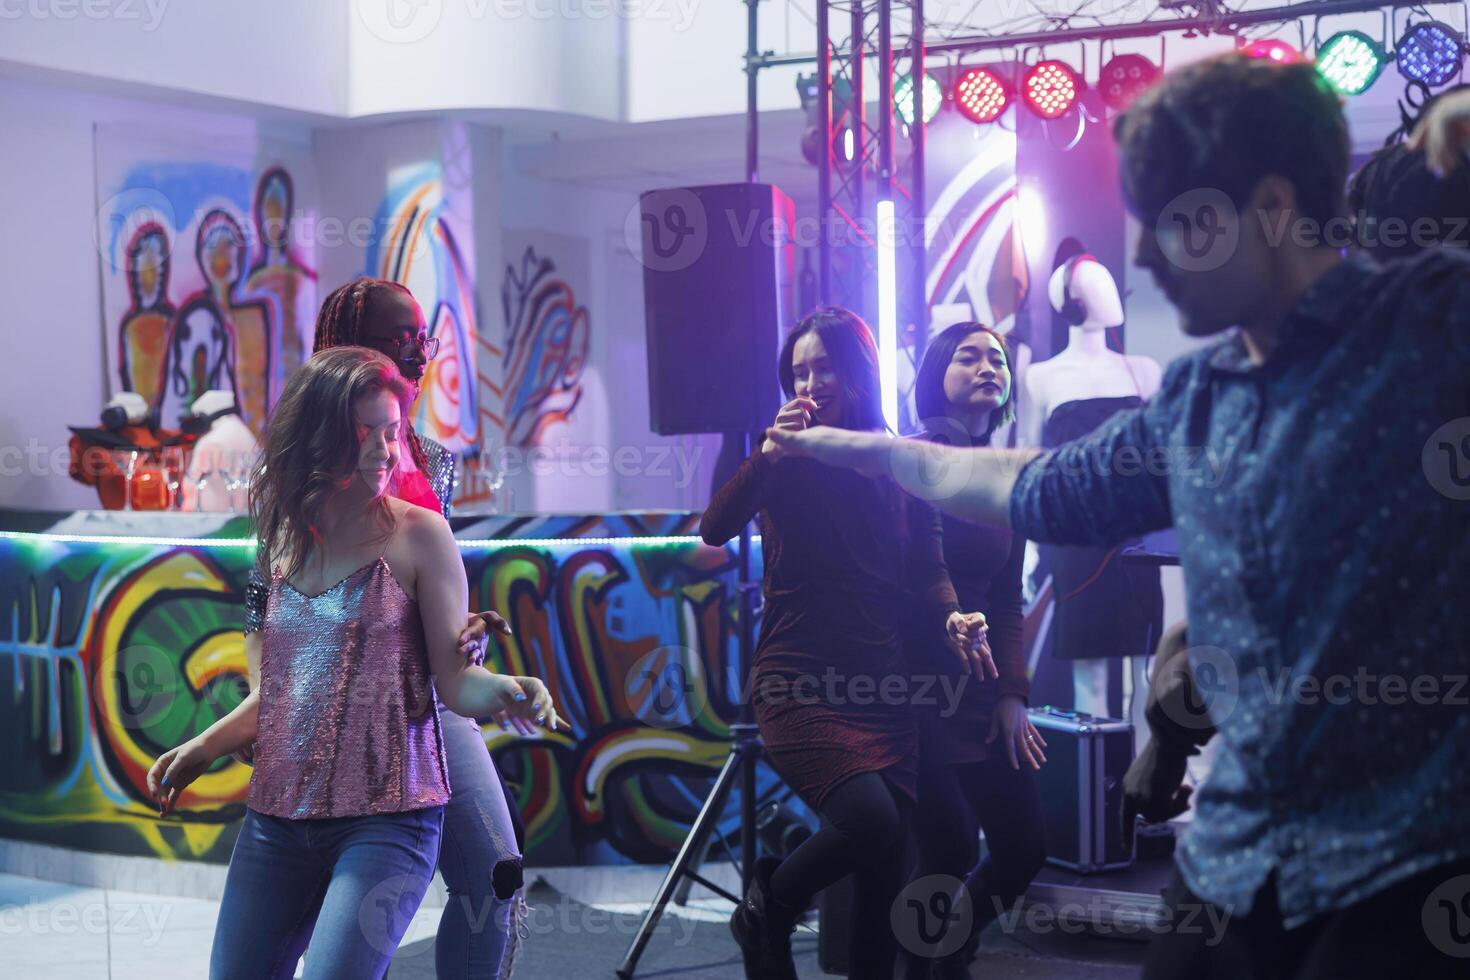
[987,693,1047,770]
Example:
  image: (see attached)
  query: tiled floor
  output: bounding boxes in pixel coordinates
[0,871,1147,979]
[0,872,443,979]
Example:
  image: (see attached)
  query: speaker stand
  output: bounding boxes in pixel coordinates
[617,439,764,979]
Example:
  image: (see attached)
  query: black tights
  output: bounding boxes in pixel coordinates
[769,772,911,980]
[901,756,1047,976]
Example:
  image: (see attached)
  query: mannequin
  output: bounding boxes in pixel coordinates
[182,390,261,512]
[1023,256,1161,441]
[1025,255,1163,729]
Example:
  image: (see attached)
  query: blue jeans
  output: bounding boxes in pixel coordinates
[435,706,524,979]
[211,805,444,980]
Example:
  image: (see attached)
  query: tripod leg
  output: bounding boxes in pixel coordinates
[671,833,716,906]
[615,747,743,979]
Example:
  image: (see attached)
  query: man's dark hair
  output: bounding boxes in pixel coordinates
[1115,53,1350,227]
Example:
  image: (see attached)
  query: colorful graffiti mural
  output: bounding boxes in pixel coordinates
[96,129,318,433]
[365,162,480,455]
[500,244,591,450]
[925,127,1023,335]
[0,511,773,868]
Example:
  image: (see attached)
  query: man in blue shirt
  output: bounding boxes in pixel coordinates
[765,53,1470,978]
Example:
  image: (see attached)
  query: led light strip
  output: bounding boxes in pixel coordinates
[876,197,899,432]
[0,530,257,548]
[457,535,709,549]
[0,530,729,550]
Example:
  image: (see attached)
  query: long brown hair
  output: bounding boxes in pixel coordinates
[250,346,414,579]
[778,306,886,432]
[312,276,430,474]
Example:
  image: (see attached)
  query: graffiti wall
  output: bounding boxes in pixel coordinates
[0,510,773,868]
[365,161,482,457]
[95,127,319,434]
[500,231,592,451]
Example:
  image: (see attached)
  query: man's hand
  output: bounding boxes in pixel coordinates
[1120,738,1194,852]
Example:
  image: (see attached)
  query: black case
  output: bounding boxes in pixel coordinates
[1030,706,1135,873]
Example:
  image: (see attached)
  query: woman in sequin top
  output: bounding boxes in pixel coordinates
[147,348,562,979]
[243,278,533,979]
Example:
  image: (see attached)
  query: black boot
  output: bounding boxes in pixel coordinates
[730,855,800,980]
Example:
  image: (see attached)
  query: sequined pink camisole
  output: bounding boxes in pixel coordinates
[247,558,451,820]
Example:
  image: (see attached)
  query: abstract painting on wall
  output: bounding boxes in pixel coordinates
[365,161,482,456]
[94,126,318,434]
[475,230,594,514]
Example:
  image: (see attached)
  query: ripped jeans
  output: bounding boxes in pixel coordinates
[436,704,525,979]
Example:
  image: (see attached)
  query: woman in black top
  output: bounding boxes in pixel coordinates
[702,307,989,980]
[901,322,1048,979]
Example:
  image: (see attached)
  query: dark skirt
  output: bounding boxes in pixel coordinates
[749,591,917,810]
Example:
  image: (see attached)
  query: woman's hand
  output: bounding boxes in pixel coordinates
[514,676,564,733]
[1409,88,1470,177]
[762,397,817,455]
[945,611,998,680]
[987,694,1046,770]
[456,610,513,665]
[763,426,893,476]
[147,737,217,817]
[484,674,564,735]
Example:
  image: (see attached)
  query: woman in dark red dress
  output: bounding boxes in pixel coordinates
[901,322,1048,979]
[701,307,989,980]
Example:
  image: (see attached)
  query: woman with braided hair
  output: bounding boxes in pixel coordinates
[242,277,532,978]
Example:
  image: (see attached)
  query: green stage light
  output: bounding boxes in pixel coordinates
[1316,30,1386,95]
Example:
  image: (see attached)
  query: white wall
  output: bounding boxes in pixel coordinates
[625,1,803,122]
[498,160,719,512]
[347,3,624,119]
[0,0,346,116]
[0,75,313,511]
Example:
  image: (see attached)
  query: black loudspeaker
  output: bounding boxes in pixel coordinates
[641,183,795,435]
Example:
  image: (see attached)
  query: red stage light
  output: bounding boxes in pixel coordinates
[1244,39,1301,63]
[1023,61,1082,119]
[954,67,1010,123]
[1099,53,1159,110]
